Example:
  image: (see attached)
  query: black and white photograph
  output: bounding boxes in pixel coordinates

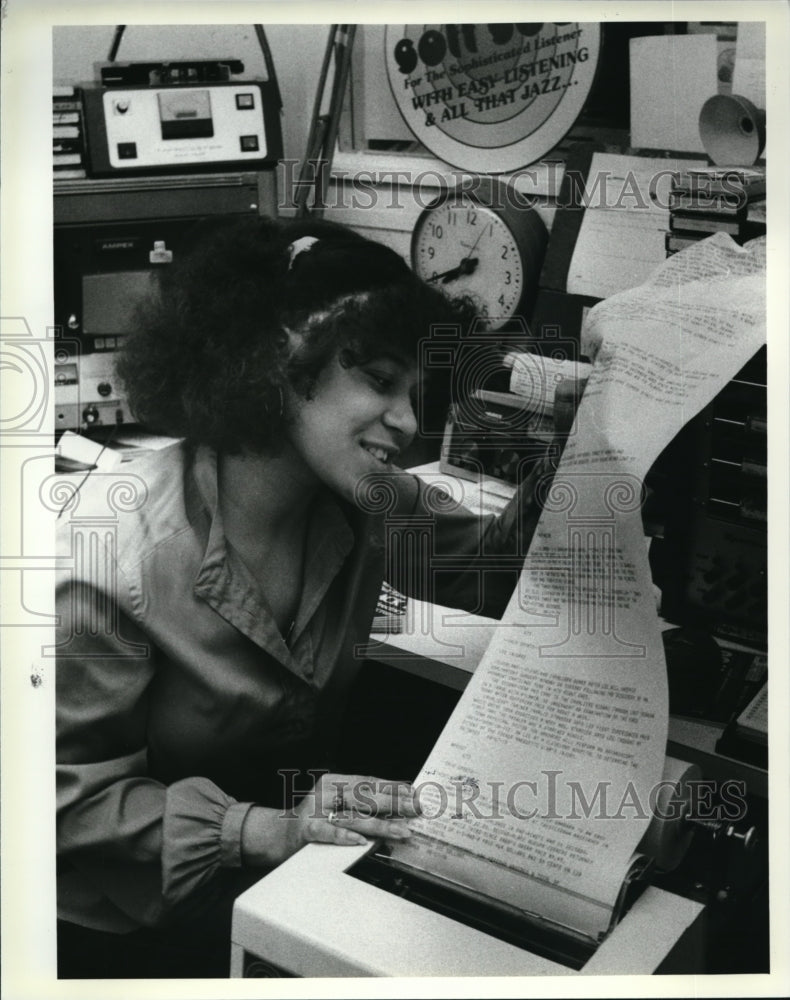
[1,2,788,997]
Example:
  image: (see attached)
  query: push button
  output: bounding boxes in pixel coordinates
[235,93,255,109]
[240,134,259,152]
[117,142,137,159]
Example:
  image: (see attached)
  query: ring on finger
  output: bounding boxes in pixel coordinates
[327,791,345,824]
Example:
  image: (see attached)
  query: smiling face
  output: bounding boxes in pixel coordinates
[283,350,420,506]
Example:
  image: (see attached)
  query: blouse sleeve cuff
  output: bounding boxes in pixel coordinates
[162,777,255,907]
[220,801,256,868]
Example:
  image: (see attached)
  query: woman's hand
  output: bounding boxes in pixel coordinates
[240,772,420,869]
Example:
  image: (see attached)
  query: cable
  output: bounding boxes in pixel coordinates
[57,424,120,519]
[295,24,357,218]
[253,24,282,111]
[107,25,126,63]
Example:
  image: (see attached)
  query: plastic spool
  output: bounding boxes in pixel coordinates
[638,756,701,872]
[699,94,766,166]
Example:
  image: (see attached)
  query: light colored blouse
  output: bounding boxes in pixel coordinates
[56,442,546,932]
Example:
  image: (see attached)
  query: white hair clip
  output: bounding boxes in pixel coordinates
[287,235,320,270]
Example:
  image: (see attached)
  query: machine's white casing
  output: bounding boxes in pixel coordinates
[230,842,705,978]
[103,86,268,169]
[54,351,133,433]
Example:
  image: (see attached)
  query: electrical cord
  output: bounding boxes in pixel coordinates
[57,423,120,519]
[107,25,126,62]
[253,24,283,111]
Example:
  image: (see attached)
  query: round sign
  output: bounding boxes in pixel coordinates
[385,23,600,173]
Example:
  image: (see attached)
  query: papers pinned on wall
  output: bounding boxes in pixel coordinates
[629,34,718,153]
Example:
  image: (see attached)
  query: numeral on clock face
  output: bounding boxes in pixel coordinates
[412,197,524,328]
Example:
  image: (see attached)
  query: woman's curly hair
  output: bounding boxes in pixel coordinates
[116,215,476,453]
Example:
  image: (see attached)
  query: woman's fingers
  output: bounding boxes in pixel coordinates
[370,780,421,817]
[330,811,413,840]
[304,814,411,847]
[319,774,421,818]
[305,818,369,847]
[296,774,422,850]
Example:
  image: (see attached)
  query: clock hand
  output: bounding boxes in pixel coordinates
[460,220,487,264]
[425,208,487,283]
[426,257,479,284]
[443,256,479,283]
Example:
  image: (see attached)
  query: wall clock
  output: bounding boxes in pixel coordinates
[411,177,547,330]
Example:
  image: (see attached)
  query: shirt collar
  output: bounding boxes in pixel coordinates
[188,445,356,669]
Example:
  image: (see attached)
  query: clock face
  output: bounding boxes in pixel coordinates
[412,195,525,330]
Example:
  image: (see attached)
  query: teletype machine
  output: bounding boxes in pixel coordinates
[230,341,766,978]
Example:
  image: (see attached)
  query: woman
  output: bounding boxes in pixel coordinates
[56,216,548,977]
